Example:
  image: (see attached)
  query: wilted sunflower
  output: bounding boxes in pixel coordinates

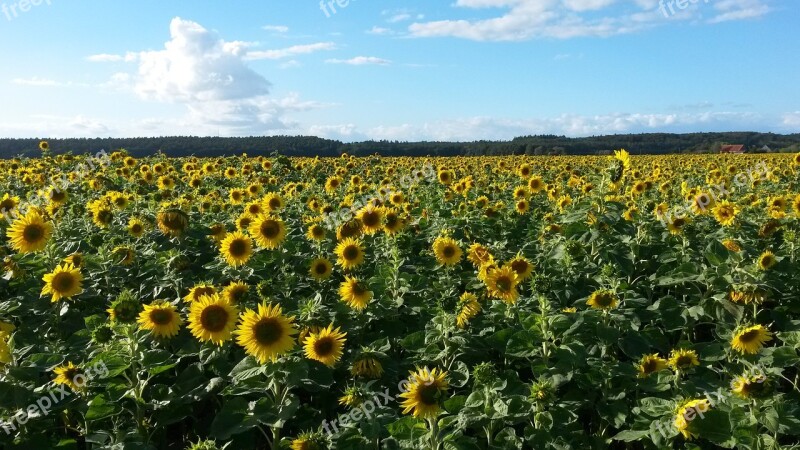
[668,349,700,371]
[586,289,618,310]
[53,362,86,392]
[351,354,384,378]
[6,209,53,253]
[303,324,347,367]
[41,263,83,302]
[757,250,777,271]
[156,209,189,237]
[235,303,298,363]
[637,354,668,378]
[674,399,710,440]
[309,258,333,281]
[721,239,741,252]
[338,276,373,310]
[432,236,462,266]
[187,294,239,345]
[485,265,519,303]
[335,237,365,270]
[112,246,135,266]
[456,292,481,328]
[399,367,449,419]
[731,325,772,354]
[467,243,494,267]
[731,374,769,399]
[137,301,183,338]
[249,215,287,249]
[107,291,141,323]
[219,231,253,267]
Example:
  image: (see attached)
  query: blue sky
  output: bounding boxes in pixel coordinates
[0,0,797,141]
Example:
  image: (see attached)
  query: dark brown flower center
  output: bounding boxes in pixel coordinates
[200,305,229,332]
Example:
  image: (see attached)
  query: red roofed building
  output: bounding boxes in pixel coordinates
[720,145,745,154]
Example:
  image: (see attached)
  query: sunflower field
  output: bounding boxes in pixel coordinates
[1,148,800,450]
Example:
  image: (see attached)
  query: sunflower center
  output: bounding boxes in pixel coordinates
[418,383,440,406]
[200,305,230,332]
[495,276,512,293]
[594,293,613,307]
[676,356,693,366]
[314,263,328,274]
[268,198,281,209]
[738,330,759,343]
[254,318,283,345]
[149,309,174,326]
[260,221,279,238]
[343,245,360,260]
[23,224,45,242]
[642,360,658,373]
[313,337,334,356]
[442,246,456,258]
[131,224,143,233]
[511,260,528,274]
[351,282,366,295]
[361,212,380,227]
[52,272,76,292]
[228,239,248,257]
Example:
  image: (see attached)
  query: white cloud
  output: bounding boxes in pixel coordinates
[326,56,392,66]
[11,77,88,87]
[86,52,139,63]
[407,0,771,41]
[388,13,412,23]
[245,42,337,60]
[263,25,289,33]
[279,60,302,69]
[782,112,800,129]
[367,26,394,35]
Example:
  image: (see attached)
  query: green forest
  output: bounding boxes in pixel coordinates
[1,132,799,158]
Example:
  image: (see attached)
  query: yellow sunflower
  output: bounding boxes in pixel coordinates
[351,355,384,378]
[757,250,777,271]
[303,324,347,367]
[467,243,494,267]
[187,294,239,345]
[309,258,333,281]
[731,325,772,354]
[235,303,298,363]
[137,301,183,338]
[712,201,739,227]
[249,215,287,250]
[674,398,710,440]
[399,367,449,419]
[335,237,365,270]
[219,231,253,267]
[184,283,217,303]
[222,281,249,304]
[484,265,519,303]
[53,362,86,392]
[586,289,618,310]
[506,254,534,282]
[637,354,668,378]
[128,217,146,238]
[668,349,700,370]
[6,210,53,253]
[456,292,481,328]
[41,263,83,302]
[338,276,373,310]
[432,236,463,266]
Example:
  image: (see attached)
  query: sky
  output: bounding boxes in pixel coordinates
[0,0,797,142]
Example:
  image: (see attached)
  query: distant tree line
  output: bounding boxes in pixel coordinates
[1,132,799,159]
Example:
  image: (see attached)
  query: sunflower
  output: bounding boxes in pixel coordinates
[712,200,739,227]
[262,192,285,212]
[309,258,333,281]
[731,325,772,354]
[112,246,135,266]
[399,367,449,419]
[248,215,286,250]
[793,194,800,218]
[64,252,84,267]
[107,291,141,323]
[667,216,689,235]
[674,399,710,440]
[506,254,534,282]
[356,206,384,235]
[467,243,494,267]
[290,432,326,450]
[39,140,49,151]
[219,231,253,267]
[757,250,777,271]
[0,193,20,213]
[637,354,668,378]
[137,301,183,338]
[128,217,146,238]
[731,374,769,399]
[222,281,250,304]
[156,209,189,237]
[586,289,618,310]
[235,303,298,363]
[53,362,86,392]
[456,292,481,328]
[432,236,462,266]
[187,294,239,345]
[484,265,519,303]
[334,237,365,270]
[338,276,373,310]
[668,349,700,371]
[305,223,326,241]
[721,239,741,252]
[41,263,83,303]
[184,283,217,303]
[351,355,384,378]
[303,324,347,367]
[383,208,405,235]
[6,210,53,253]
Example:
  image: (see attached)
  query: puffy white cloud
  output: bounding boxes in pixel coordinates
[782,112,800,129]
